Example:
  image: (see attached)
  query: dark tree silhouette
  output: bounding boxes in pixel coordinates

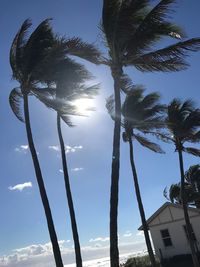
[9,19,64,267]
[107,84,165,266]
[164,99,200,267]
[33,54,99,267]
[102,1,200,265]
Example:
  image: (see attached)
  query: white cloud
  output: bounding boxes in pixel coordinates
[48,145,60,152]
[59,169,64,173]
[136,231,144,237]
[89,237,109,243]
[15,145,29,153]
[8,182,32,192]
[123,231,132,238]
[0,239,146,267]
[71,168,83,172]
[65,145,83,154]
[49,145,83,154]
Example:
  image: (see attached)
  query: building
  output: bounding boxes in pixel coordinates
[138,202,200,260]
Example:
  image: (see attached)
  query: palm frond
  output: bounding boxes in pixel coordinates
[127,38,200,72]
[102,0,122,47]
[163,186,170,201]
[143,130,172,143]
[134,133,165,153]
[186,131,200,143]
[106,94,115,121]
[64,37,102,64]
[66,83,100,101]
[122,88,165,132]
[184,147,200,157]
[10,19,32,79]
[185,164,200,184]
[115,0,149,50]
[24,19,54,76]
[132,56,188,72]
[9,88,24,122]
[168,183,181,203]
[166,98,200,143]
[60,115,74,127]
[127,0,185,55]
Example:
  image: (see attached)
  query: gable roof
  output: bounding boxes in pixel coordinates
[138,202,200,230]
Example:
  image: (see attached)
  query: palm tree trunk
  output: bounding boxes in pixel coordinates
[128,137,156,267]
[110,66,122,267]
[177,148,200,267]
[23,93,64,267]
[57,114,83,267]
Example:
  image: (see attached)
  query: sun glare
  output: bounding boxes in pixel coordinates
[73,98,95,115]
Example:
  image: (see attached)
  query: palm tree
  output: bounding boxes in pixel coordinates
[186,165,200,209]
[164,99,200,267]
[33,55,99,267]
[107,86,165,266]
[164,165,200,208]
[102,1,200,265]
[9,19,64,267]
[9,20,101,266]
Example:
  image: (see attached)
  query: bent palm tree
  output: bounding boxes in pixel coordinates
[107,86,165,266]
[102,1,200,265]
[164,99,200,267]
[33,55,99,267]
[9,19,64,267]
[10,27,101,266]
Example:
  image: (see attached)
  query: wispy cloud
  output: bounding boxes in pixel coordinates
[123,231,132,238]
[49,145,83,154]
[65,145,83,154]
[59,169,63,173]
[15,145,29,153]
[89,237,109,243]
[71,167,83,172]
[8,182,32,192]
[48,145,60,152]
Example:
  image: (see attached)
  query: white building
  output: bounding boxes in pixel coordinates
[138,202,200,260]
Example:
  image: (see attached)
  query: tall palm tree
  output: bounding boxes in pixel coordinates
[102,1,200,265]
[9,19,64,267]
[9,20,101,266]
[107,87,165,266]
[33,54,99,267]
[164,165,200,208]
[164,99,200,267]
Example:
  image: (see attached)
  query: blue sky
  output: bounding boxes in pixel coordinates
[1,0,200,266]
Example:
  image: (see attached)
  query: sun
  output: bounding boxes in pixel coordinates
[73,98,95,115]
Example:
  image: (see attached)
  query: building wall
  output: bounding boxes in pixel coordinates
[149,206,200,259]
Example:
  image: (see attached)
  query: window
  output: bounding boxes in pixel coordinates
[160,229,173,247]
[183,225,196,241]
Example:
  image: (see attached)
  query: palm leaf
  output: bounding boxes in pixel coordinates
[10,19,32,79]
[102,0,122,47]
[134,133,165,153]
[184,147,200,157]
[64,37,102,64]
[106,94,115,121]
[128,38,200,72]
[127,0,184,55]
[60,115,74,127]
[24,19,54,76]
[9,88,24,122]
